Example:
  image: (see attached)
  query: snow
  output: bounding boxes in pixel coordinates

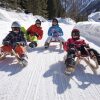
[74,21,100,48]
[58,18,76,25]
[0,8,100,100]
[88,12,100,22]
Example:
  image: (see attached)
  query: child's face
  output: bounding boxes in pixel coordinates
[12,27,20,33]
[36,23,41,27]
[52,21,57,25]
[72,32,79,40]
[73,35,79,39]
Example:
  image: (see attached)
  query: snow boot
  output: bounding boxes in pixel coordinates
[44,42,49,49]
[65,54,76,67]
[65,55,76,75]
[0,48,6,60]
[65,66,75,75]
[0,53,6,60]
[19,54,28,67]
[29,42,37,48]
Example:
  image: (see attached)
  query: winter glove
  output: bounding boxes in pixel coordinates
[2,41,10,46]
[79,44,90,49]
[34,32,39,38]
[16,42,26,46]
[85,44,90,48]
[68,43,76,48]
[52,31,59,37]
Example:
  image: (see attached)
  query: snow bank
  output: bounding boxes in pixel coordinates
[74,21,100,46]
[88,12,100,22]
[58,18,76,25]
[48,18,76,25]
[0,8,47,25]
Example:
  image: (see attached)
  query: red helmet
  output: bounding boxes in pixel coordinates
[71,29,80,39]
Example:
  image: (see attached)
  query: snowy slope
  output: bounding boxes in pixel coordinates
[0,8,100,100]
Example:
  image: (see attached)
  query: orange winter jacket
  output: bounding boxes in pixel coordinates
[27,24,43,40]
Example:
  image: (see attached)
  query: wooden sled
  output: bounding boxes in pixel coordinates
[64,48,99,74]
[50,37,63,50]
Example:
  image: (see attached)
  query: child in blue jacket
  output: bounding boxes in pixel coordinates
[44,18,65,48]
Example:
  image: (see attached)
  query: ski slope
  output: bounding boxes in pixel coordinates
[0,8,100,100]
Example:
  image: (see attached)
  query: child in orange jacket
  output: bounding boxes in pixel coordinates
[27,19,43,48]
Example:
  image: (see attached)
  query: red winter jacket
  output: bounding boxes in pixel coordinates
[27,24,43,40]
[63,38,87,51]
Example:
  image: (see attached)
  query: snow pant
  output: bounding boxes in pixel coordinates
[26,35,38,42]
[65,45,89,68]
[65,47,76,68]
[0,45,26,57]
[45,36,65,43]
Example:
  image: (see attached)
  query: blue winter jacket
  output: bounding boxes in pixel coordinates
[48,25,63,37]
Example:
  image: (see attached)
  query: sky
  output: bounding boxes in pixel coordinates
[0,8,100,100]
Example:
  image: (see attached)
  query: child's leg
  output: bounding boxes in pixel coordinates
[65,49,76,67]
[1,45,12,53]
[58,36,65,43]
[28,36,38,48]
[44,36,52,48]
[15,45,28,66]
[15,45,26,57]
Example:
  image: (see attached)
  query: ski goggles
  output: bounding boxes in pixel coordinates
[12,27,20,31]
[72,32,80,36]
[12,27,20,33]
[36,22,41,25]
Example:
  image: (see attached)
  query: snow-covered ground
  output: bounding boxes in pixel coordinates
[0,8,100,100]
[88,12,100,22]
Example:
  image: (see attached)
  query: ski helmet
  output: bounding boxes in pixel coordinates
[35,19,41,25]
[52,18,58,24]
[71,29,80,39]
[11,21,21,28]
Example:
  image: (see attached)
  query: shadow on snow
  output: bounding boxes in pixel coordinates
[43,60,100,94]
[0,57,24,76]
[27,45,64,54]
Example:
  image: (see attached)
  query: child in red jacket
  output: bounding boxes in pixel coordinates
[63,29,100,74]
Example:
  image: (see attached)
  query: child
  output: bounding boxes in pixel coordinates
[27,19,43,48]
[63,29,100,74]
[0,21,28,66]
[44,18,65,49]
